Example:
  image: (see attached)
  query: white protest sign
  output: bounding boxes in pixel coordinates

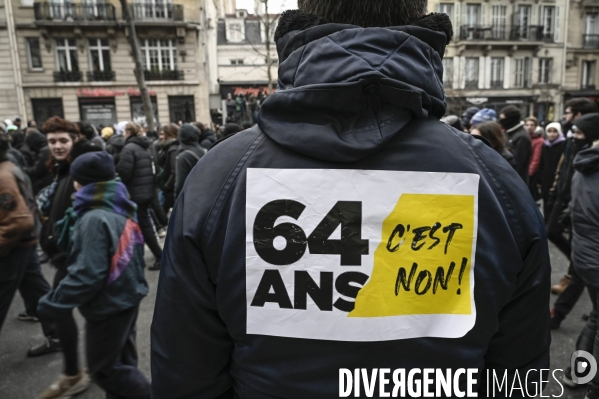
[246,169,479,341]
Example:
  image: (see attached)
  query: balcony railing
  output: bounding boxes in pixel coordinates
[490,80,504,89]
[34,3,116,21]
[87,70,115,82]
[144,70,184,81]
[465,80,479,89]
[54,71,82,82]
[459,25,553,42]
[583,34,599,49]
[582,84,596,90]
[131,3,183,21]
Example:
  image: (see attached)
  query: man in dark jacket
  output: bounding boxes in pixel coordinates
[500,106,531,184]
[193,122,217,150]
[151,3,550,398]
[117,123,162,270]
[106,133,126,165]
[562,113,599,396]
[39,151,150,399]
[175,124,205,197]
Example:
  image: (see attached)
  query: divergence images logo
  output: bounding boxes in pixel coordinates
[571,351,598,385]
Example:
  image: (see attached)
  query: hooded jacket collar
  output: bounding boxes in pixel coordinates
[258,11,452,163]
[574,145,599,175]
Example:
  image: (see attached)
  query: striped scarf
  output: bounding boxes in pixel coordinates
[56,179,138,252]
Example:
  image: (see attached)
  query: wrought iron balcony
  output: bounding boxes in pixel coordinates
[144,70,184,81]
[87,70,115,82]
[131,3,184,21]
[490,80,504,89]
[583,34,599,49]
[465,80,479,89]
[459,25,553,42]
[34,2,116,22]
[54,70,82,82]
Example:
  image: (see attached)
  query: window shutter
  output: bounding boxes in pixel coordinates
[481,3,487,26]
[479,56,485,89]
[504,57,510,89]
[554,7,561,42]
[455,2,461,28]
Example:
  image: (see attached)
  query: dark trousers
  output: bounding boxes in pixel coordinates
[52,261,80,376]
[576,287,599,392]
[162,191,175,215]
[18,250,55,336]
[86,305,150,399]
[150,193,168,229]
[0,246,35,333]
[546,201,571,260]
[137,202,162,260]
[554,266,586,319]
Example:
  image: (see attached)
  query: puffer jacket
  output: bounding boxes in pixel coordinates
[175,125,205,197]
[572,145,599,289]
[106,134,126,165]
[152,11,550,398]
[116,136,155,204]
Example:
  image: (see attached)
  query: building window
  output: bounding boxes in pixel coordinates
[130,96,159,126]
[491,5,507,39]
[26,38,42,69]
[169,96,195,123]
[584,14,599,48]
[539,58,552,84]
[442,58,453,86]
[514,5,532,39]
[227,21,244,43]
[541,6,555,38]
[230,59,244,65]
[141,39,177,71]
[55,38,79,72]
[582,61,596,90]
[79,97,117,129]
[89,39,111,72]
[437,3,454,26]
[32,98,63,128]
[514,58,531,88]
[465,57,479,88]
[465,4,481,26]
[490,58,504,88]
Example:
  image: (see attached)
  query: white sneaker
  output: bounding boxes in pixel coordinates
[39,369,90,399]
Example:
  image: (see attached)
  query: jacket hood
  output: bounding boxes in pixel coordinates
[574,146,599,175]
[127,135,149,149]
[179,124,201,145]
[258,11,451,162]
[26,130,47,152]
[107,134,126,149]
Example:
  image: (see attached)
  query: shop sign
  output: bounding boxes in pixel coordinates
[77,87,157,97]
[466,97,488,105]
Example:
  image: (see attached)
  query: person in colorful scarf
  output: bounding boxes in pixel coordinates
[38,151,150,399]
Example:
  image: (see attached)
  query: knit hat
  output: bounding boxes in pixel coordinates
[545,122,562,136]
[461,107,479,128]
[573,113,599,145]
[499,106,522,131]
[178,124,201,144]
[101,126,114,140]
[70,151,116,186]
[470,109,497,126]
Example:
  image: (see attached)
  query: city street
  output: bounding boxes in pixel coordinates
[0,239,593,398]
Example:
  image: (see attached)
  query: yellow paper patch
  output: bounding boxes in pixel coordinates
[350,194,474,317]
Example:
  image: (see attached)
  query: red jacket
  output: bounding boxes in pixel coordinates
[529,134,544,176]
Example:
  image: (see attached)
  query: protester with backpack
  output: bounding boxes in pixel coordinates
[116,122,162,271]
[175,124,205,198]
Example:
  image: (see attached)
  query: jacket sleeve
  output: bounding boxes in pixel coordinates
[529,141,542,176]
[116,146,134,184]
[175,154,191,198]
[0,167,34,257]
[152,152,236,399]
[164,150,177,191]
[38,216,110,318]
[479,191,551,396]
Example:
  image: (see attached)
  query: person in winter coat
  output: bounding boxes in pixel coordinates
[440,115,463,131]
[151,3,550,397]
[38,151,150,399]
[77,122,106,150]
[175,124,205,197]
[106,132,126,165]
[23,129,53,194]
[471,122,517,170]
[461,106,479,132]
[539,123,566,220]
[469,108,496,129]
[193,122,217,150]
[500,106,532,184]
[37,117,99,398]
[116,122,162,270]
[157,124,179,214]
[225,93,236,123]
[526,117,543,201]
[562,113,599,396]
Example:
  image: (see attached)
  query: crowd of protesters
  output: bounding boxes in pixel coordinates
[0,93,598,398]
[443,98,599,394]
[0,114,244,398]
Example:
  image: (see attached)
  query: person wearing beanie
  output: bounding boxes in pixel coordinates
[469,108,497,128]
[500,105,532,184]
[461,106,479,132]
[175,124,205,198]
[563,112,599,398]
[116,122,163,270]
[38,151,150,399]
[101,126,114,141]
[539,122,566,220]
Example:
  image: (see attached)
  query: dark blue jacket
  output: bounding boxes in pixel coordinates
[39,209,148,321]
[151,12,550,399]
